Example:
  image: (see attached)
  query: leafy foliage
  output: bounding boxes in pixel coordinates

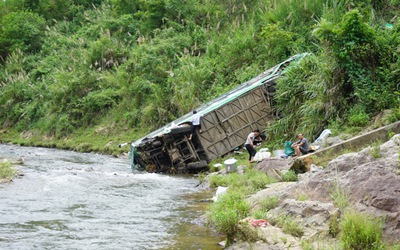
[207,191,250,246]
[0,11,46,57]
[0,0,399,148]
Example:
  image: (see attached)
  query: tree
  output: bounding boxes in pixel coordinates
[0,11,46,58]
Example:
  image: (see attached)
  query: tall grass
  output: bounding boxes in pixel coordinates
[281,169,298,182]
[207,191,250,246]
[340,209,385,250]
[259,195,279,211]
[208,168,276,195]
[268,214,304,237]
[330,176,350,211]
[207,167,276,245]
[0,161,16,181]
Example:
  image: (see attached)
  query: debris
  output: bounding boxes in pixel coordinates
[251,219,268,227]
[212,186,228,202]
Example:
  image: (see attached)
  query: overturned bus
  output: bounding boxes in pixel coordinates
[124,54,308,173]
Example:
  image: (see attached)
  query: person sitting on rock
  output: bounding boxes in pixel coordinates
[291,133,309,156]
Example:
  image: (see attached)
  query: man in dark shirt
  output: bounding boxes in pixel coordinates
[291,133,309,156]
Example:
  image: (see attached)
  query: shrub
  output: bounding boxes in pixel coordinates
[340,209,384,250]
[0,11,46,56]
[259,196,279,211]
[207,191,250,246]
[348,106,370,127]
[252,209,266,219]
[330,178,350,211]
[0,161,17,181]
[329,211,341,237]
[269,215,304,237]
[237,221,259,243]
[208,168,276,195]
[281,169,298,182]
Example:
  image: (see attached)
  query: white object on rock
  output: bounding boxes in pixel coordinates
[254,152,271,161]
[224,158,237,173]
[212,186,228,202]
[213,163,222,169]
[315,129,331,142]
[273,149,285,158]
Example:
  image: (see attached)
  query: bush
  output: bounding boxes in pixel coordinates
[208,168,276,195]
[269,214,304,237]
[259,196,279,211]
[330,178,350,211]
[340,209,384,250]
[281,169,298,182]
[0,11,46,56]
[237,221,260,243]
[348,106,370,127]
[0,161,17,181]
[207,191,250,246]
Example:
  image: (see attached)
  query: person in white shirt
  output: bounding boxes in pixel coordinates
[188,110,202,141]
[245,129,260,163]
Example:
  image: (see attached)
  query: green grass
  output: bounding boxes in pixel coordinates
[252,209,267,219]
[0,161,17,182]
[330,178,350,211]
[0,127,145,156]
[297,193,308,201]
[208,168,276,195]
[281,169,298,182]
[207,191,250,246]
[300,239,314,250]
[329,212,341,237]
[259,196,279,211]
[369,140,384,159]
[237,221,260,243]
[340,209,385,250]
[268,214,304,237]
[206,165,276,245]
[309,147,357,169]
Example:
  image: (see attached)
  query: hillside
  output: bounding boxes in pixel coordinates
[0,0,399,154]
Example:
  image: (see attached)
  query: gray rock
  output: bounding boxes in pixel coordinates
[254,158,295,180]
[326,150,375,172]
[218,134,400,247]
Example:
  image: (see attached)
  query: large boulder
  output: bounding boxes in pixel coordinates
[287,134,400,242]
[253,158,295,180]
[239,134,400,247]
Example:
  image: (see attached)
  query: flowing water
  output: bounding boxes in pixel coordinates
[0,144,224,250]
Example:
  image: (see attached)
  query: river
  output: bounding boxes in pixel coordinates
[0,144,224,250]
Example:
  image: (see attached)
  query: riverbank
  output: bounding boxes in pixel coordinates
[201,131,400,249]
[0,126,144,156]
